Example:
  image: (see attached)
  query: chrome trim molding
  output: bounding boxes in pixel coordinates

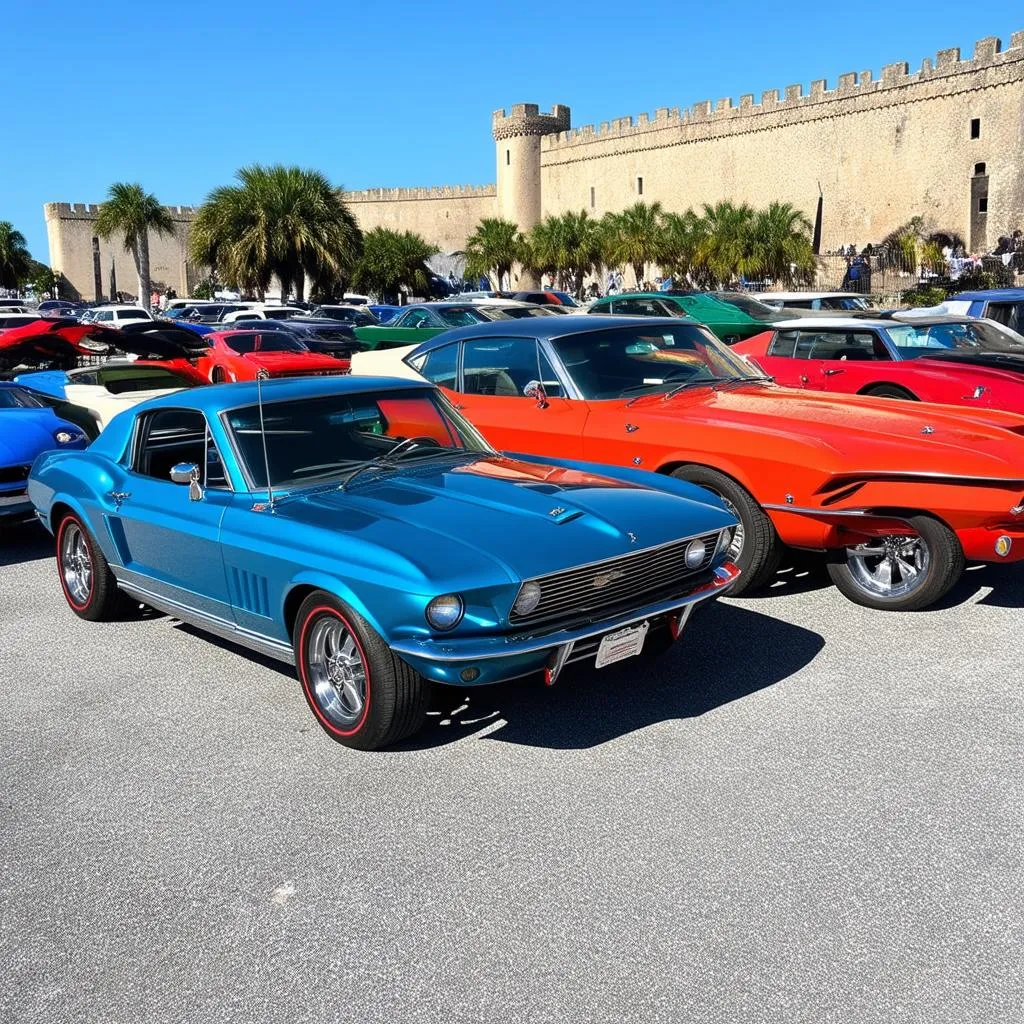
[764,504,911,522]
[116,580,295,665]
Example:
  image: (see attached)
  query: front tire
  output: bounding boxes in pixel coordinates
[669,466,781,594]
[294,592,430,750]
[826,514,964,610]
[55,513,129,621]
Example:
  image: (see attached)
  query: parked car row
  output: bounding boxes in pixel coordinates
[4,290,1024,750]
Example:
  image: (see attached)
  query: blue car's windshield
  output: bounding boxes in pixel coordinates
[884,321,1024,357]
[226,388,493,489]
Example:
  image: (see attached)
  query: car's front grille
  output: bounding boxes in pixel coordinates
[510,532,720,629]
[0,464,30,485]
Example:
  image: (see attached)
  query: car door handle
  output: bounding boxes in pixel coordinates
[107,490,131,507]
[822,368,844,376]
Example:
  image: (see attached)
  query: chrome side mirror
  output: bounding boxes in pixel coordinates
[170,462,204,501]
[523,380,548,408]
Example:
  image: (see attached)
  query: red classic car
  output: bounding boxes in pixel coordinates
[199,329,350,383]
[385,316,1024,611]
[733,316,1024,411]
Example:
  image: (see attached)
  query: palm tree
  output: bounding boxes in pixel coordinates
[190,165,362,301]
[527,211,602,294]
[694,201,758,287]
[464,218,525,290]
[94,183,174,305]
[600,202,664,288]
[0,222,32,291]
[351,229,438,301]
[658,210,709,287]
[749,202,815,285]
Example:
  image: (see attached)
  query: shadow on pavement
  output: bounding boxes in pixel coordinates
[742,553,833,600]
[940,561,1024,610]
[401,601,825,751]
[0,521,52,568]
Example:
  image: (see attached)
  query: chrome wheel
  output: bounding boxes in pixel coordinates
[711,491,744,561]
[61,521,92,606]
[306,616,368,728]
[846,534,929,599]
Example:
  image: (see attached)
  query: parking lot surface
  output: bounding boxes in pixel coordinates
[1,523,1020,1023]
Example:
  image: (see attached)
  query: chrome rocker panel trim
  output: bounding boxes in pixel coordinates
[390,562,740,663]
[116,579,297,665]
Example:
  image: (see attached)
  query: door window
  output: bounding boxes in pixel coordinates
[613,298,669,316]
[132,409,228,488]
[793,331,882,360]
[462,338,540,397]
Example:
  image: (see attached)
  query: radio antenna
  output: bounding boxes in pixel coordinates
[255,367,274,512]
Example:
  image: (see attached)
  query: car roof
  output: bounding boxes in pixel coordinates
[410,315,692,353]
[951,288,1024,301]
[753,291,863,300]
[764,316,894,329]
[133,375,435,414]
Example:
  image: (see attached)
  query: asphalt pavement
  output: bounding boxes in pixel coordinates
[1,521,1020,1023]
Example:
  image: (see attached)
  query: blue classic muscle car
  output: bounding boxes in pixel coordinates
[1,382,89,521]
[29,375,739,749]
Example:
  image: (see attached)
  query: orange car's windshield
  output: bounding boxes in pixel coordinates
[551,325,762,400]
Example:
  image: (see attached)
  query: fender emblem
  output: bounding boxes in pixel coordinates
[627,531,638,544]
[921,425,935,435]
[548,506,566,517]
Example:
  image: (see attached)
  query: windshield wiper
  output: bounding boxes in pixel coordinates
[661,375,770,401]
[339,443,479,490]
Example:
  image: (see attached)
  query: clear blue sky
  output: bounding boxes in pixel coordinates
[4,0,1021,263]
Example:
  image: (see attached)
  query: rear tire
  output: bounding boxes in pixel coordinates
[55,513,129,621]
[863,384,918,400]
[669,466,781,595]
[826,514,964,611]
[294,592,430,750]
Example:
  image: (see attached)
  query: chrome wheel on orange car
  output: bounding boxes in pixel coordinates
[826,515,965,611]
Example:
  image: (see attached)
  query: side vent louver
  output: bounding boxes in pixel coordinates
[230,567,271,617]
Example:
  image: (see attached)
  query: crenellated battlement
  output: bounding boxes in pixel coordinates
[44,202,197,220]
[492,103,571,141]
[542,31,1024,153]
[343,184,496,203]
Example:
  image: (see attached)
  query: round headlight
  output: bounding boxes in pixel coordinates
[684,538,707,569]
[512,581,542,618]
[425,593,463,631]
[54,429,84,445]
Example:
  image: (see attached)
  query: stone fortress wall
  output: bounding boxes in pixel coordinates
[45,31,1024,300]
[342,185,496,254]
[534,33,1024,252]
[45,203,199,302]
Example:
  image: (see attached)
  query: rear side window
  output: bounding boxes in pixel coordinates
[417,343,459,389]
[769,331,798,357]
[984,303,1023,331]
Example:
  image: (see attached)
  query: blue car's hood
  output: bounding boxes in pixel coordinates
[274,455,735,582]
[0,408,67,464]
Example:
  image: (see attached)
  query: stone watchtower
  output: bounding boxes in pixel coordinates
[492,104,571,233]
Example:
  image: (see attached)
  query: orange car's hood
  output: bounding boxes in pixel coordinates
[626,383,1024,480]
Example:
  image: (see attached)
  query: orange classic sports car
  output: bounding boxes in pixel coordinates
[388,316,1024,611]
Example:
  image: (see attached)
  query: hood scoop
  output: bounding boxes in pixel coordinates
[546,505,584,525]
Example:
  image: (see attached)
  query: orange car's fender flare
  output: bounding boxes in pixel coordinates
[653,455,759,497]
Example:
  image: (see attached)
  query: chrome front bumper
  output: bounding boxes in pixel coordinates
[390,562,740,665]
